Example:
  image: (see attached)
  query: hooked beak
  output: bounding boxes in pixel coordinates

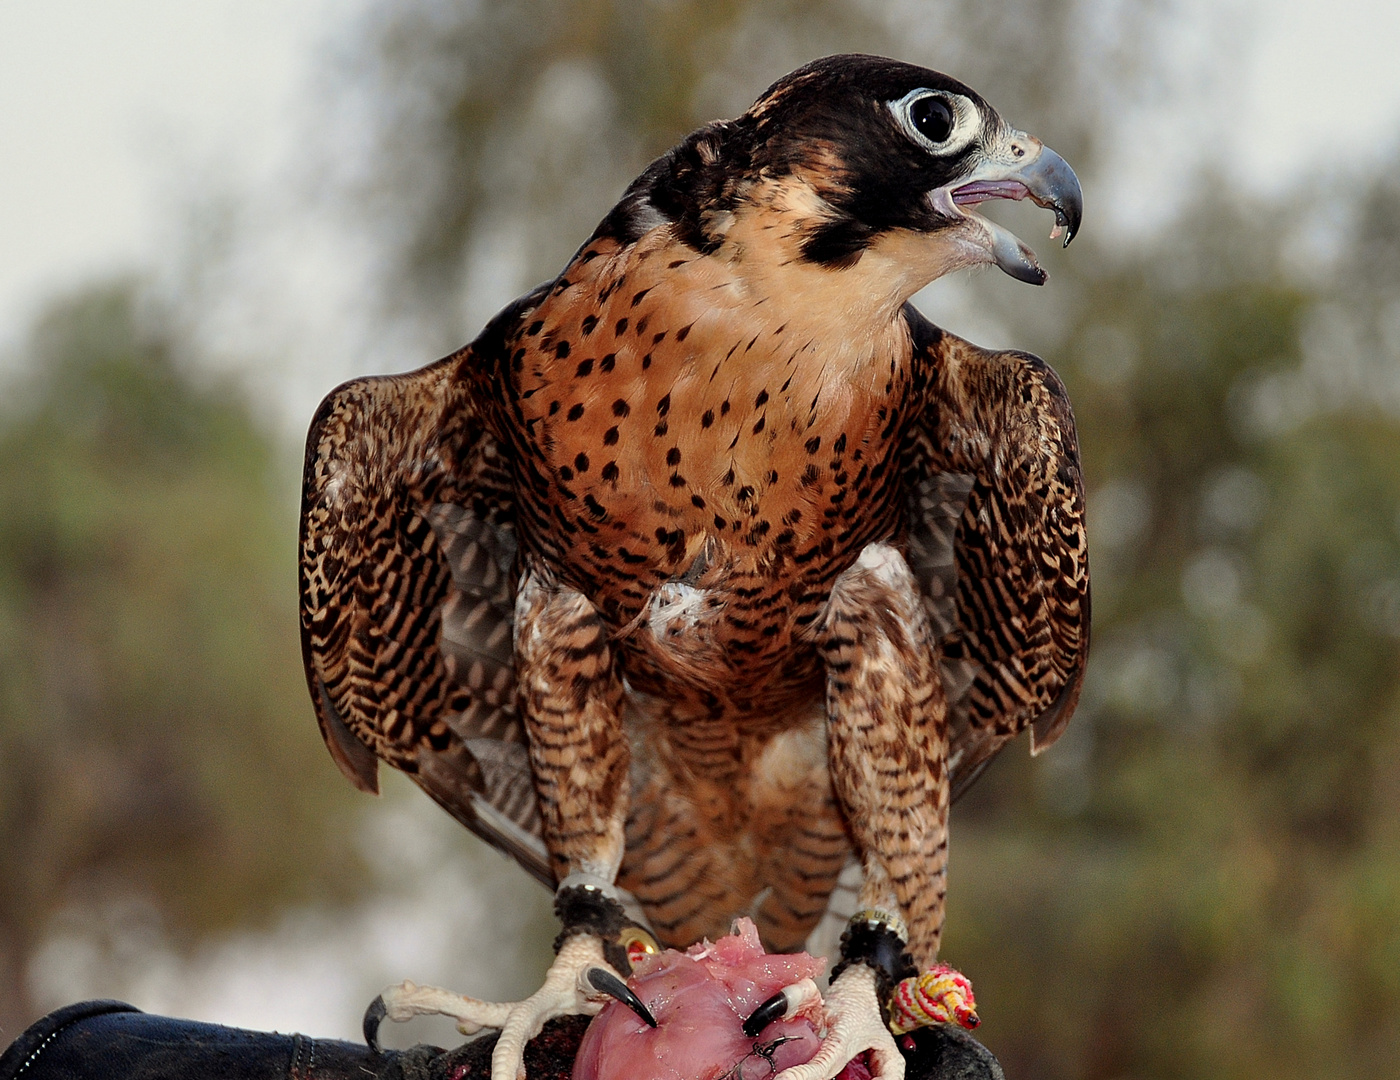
[930,135,1083,285]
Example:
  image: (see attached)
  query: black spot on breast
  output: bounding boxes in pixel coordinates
[567,403,585,421]
[555,340,571,359]
[722,469,735,486]
[613,399,631,417]
[736,485,754,502]
[755,390,769,408]
[652,330,667,345]
[527,320,544,336]
[701,409,714,428]
[576,359,594,377]
[581,314,598,335]
[714,514,727,529]
[583,494,608,520]
[721,400,731,416]
[677,322,694,341]
[669,473,687,488]
[559,466,574,481]
[642,354,652,370]
[766,470,778,483]
[575,453,590,473]
[691,494,707,509]
[601,462,620,482]
[615,318,629,336]
[666,447,682,466]
[833,433,848,454]
[600,353,616,372]
[655,421,668,437]
[805,436,821,454]
[657,394,671,417]
[603,427,619,446]
[801,464,820,486]
[632,287,653,307]
[752,415,766,435]
[548,400,561,416]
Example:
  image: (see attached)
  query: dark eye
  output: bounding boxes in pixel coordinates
[909,95,954,144]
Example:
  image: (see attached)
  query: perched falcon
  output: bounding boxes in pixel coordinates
[300,54,1088,1080]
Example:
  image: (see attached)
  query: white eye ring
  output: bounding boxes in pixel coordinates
[889,89,977,155]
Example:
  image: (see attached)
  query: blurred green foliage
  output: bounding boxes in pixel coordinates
[0,283,364,1030]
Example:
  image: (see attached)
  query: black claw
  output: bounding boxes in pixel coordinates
[586,966,658,1028]
[742,990,789,1038]
[363,995,387,1053]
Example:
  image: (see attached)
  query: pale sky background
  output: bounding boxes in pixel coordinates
[6,0,1400,1040]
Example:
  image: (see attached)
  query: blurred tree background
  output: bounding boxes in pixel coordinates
[0,282,367,1032]
[6,1,1400,1077]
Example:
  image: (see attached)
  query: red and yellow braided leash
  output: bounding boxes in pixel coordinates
[888,963,980,1033]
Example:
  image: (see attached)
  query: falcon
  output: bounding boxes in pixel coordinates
[300,54,1088,1080]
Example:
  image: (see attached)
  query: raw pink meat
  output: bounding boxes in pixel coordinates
[572,918,827,1080]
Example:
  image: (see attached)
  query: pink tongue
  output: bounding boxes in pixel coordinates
[951,179,1030,206]
[572,918,826,1080]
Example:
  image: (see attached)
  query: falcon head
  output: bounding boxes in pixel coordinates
[746,54,1081,284]
[631,54,1082,295]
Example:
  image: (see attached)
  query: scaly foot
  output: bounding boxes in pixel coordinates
[363,934,655,1079]
[772,964,904,1080]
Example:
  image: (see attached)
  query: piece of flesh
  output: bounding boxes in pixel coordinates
[573,918,839,1080]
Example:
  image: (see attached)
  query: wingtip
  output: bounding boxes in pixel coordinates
[315,675,382,792]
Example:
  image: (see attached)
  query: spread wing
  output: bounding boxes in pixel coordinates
[901,308,1090,802]
[298,353,551,884]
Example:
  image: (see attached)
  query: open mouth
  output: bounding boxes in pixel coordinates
[934,148,1082,286]
[930,179,1049,285]
[951,179,1072,243]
